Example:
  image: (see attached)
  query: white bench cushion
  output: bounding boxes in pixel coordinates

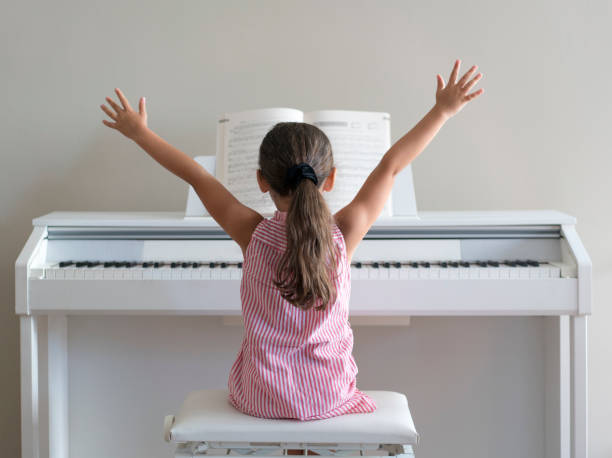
[169,389,418,445]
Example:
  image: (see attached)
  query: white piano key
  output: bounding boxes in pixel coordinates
[438,268,448,280]
[68,267,84,280]
[179,268,192,280]
[211,268,222,280]
[474,267,487,279]
[220,268,231,280]
[378,267,390,280]
[83,266,95,280]
[229,267,241,280]
[489,268,500,279]
[151,268,163,280]
[399,268,410,280]
[143,269,154,280]
[459,268,471,279]
[389,267,400,280]
[408,267,419,280]
[528,266,541,279]
[468,266,480,279]
[93,266,105,280]
[499,267,510,279]
[425,267,437,280]
[366,267,378,280]
[102,268,114,280]
[508,266,519,279]
[550,266,561,278]
[130,267,144,280]
[449,268,459,280]
[171,268,183,280]
[160,267,172,280]
[46,266,59,280]
[518,267,530,279]
[198,267,211,280]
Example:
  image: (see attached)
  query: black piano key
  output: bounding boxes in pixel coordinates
[181,262,190,268]
[411,262,419,268]
[515,260,528,267]
[142,262,151,268]
[116,261,127,267]
[171,262,178,268]
[504,260,517,267]
[75,261,87,267]
[477,261,487,267]
[526,259,539,267]
[153,262,161,268]
[372,262,379,268]
[103,261,114,268]
[209,262,216,268]
[192,262,199,268]
[487,260,499,267]
[394,262,401,268]
[125,262,136,268]
[59,261,73,267]
[221,262,228,268]
[383,262,390,268]
[237,262,243,268]
[449,261,459,268]
[87,261,100,268]
[419,262,430,268]
[440,262,448,268]
[355,262,362,268]
[460,261,470,267]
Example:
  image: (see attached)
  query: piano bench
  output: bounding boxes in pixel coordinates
[163,389,419,458]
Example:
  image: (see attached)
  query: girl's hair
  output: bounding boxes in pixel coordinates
[259,122,338,311]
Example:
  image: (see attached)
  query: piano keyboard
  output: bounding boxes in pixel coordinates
[36,259,563,281]
[16,211,589,316]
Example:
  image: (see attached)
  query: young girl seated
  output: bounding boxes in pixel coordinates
[100,59,483,446]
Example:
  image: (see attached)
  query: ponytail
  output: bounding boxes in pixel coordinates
[274,177,338,311]
[258,122,338,311]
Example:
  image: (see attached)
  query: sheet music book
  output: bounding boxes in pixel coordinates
[218,107,393,217]
[185,107,418,219]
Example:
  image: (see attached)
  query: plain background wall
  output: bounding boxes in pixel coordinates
[2,0,610,457]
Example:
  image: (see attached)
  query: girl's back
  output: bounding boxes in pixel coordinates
[228,209,377,420]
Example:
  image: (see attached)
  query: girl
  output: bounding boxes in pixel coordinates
[100,59,483,427]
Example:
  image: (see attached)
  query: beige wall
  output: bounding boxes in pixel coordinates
[2,0,610,457]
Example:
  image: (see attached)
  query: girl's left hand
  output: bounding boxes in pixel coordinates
[435,59,484,119]
[100,88,148,140]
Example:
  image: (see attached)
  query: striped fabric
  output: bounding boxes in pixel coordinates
[228,210,377,420]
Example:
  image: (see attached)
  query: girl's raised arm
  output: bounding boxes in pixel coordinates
[334,60,484,261]
[100,88,263,254]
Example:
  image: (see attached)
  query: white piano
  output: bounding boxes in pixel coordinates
[16,209,591,458]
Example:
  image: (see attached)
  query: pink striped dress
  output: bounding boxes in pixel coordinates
[228,210,377,420]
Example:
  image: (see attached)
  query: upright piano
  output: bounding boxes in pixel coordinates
[16,209,591,458]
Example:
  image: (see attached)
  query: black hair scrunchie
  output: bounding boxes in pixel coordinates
[285,162,318,188]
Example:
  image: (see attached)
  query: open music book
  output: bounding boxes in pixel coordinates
[185,107,418,218]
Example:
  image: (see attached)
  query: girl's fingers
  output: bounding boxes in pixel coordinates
[449,59,460,85]
[100,104,117,120]
[106,96,123,114]
[463,88,485,102]
[139,96,146,115]
[115,88,132,111]
[102,119,118,129]
[458,65,477,87]
[462,73,483,93]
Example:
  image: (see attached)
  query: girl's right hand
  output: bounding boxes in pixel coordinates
[100,88,148,140]
[434,59,484,119]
